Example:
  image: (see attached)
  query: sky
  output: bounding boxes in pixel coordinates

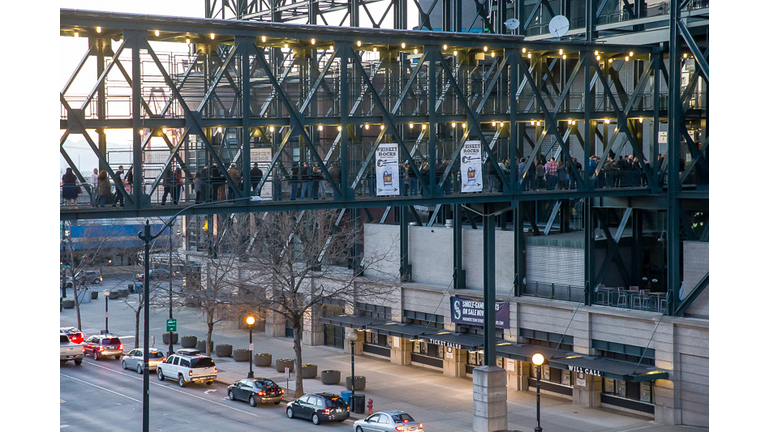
[2,2,761,430]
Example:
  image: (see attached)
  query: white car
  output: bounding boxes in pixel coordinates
[353,410,424,432]
[121,348,166,374]
[157,353,217,387]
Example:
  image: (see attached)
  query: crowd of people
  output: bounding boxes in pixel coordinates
[62,154,660,207]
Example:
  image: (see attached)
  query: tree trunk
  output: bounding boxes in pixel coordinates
[206,312,214,356]
[134,306,142,348]
[292,317,304,397]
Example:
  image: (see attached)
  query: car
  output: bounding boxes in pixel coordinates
[60,326,84,344]
[82,334,123,361]
[135,269,179,282]
[353,411,423,432]
[227,378,285,407]
[121,348,166,374]
[157,353,217,387]
[60,332,84,366]
[285,392,350,425]
[65,270,103,287]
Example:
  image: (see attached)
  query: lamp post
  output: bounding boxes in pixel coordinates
[347,331,358,405]
[137,195,254,432]
[102,290,111,334]
[246,316,255,378]
[168,220,175,356]
[532,353,545,432]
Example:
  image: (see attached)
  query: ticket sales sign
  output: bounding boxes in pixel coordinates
[450,296,510,329]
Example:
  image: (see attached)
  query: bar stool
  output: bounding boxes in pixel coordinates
[595,284,606,305]
[616,287,628,308]
[632,289,650,310]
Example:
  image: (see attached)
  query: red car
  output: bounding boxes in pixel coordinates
[61,327,84,344]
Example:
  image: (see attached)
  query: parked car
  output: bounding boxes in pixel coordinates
[65,270,102,287]
[121,348,166,374]
[82,334,123,361]
[227,378,284,407]
[157,353,217,387]
[353,411,423,432]
[285,392,350,425]
[60,332,84,366]
[60,326,84,344]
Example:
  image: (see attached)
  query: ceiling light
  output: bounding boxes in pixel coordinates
[401,42,406,49]
[364,124,370,130]
[155,30,160,37]
[210,33,215,40]
[559,49,563,55]
[625,56,629,61]
[262,36,267,42]
[422,124,427,130]
[311,38,315,45]
[269,126,274,132]
[318,125,323,131]
[186,38,191,44]
[491,52,496,58]
[96,26,102,33]
[522,48,526,53]
[337,126,342,132]
[483,46,488,52]
[527,53,532,59]
[451,122,456,128]
[373,47,377,52]
[629,51,634,57]
[74,32,79,38]
[409,123,414,129]
[357,40,362,47]
[414,48,418,54]
[443,44,448,50]
[594,50,599,56]
[453,50,458,56]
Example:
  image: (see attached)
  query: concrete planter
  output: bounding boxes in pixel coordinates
[117,288,129,298]
[233,349,250,362]
[62,299,75,309]
[181,335,198,348]
[321,370,340,385]
[254,353,272,367]
[90,291,99,300]
[108,291,120,300]
[197,340,213,353]
[275,358,294,373]
[346,376,366,391]
[301,364,317,379]
[216,344,233,357]
[162,333,179,345]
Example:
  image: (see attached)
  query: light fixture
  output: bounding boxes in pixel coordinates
[558,49,563,55]
[414,48,418,54]
[683,53,688,58]
[217,127,222,133]
[531,120,536,126]
[491,52,496,58]
[625,56,629,61]
[609,58,613,63]
[443,44,448,50]
[451,122,456,128]
[210,33,215,40]
[596,55,600,61]
[629,51,634,57]
[409,123,414,129]
[527,53,532,59]
[311,38,316,45]
[537,121,541,126]
[638,118,643,123]
[421,124,427,130]
[453,50,458,56]
[262,36,267,42]
[491,121,496,127]
[594,50,599,56]
[337,126,342,132]
[364,124,370,130]
[318,125,323,131]
[522,48,526,53]
[484,46,488,52]
[373,47,377,52]
[401,42,406,49]
[462,123,467,128]
[380,125,385,130]
[185,38,191,44]
[269,126,275,132]
[357,40,362,47]
[532,353,544,366]
[74,32,79,38]
[284,43,289,49]
[96,26,102,34]
[154,30,160,37]
[563,54,566,60]
[330,45,334,51]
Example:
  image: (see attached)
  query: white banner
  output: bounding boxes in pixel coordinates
[375,143,400,196]
[250,148,273,198]
[460,140,483,193]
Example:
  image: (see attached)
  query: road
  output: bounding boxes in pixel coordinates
[60,354,350,431]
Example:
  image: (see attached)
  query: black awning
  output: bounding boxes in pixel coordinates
[420,331,485,351]
[494,342,564,363]
[366,322,441,339]
[547,355,669,383]
[319,315,385,330]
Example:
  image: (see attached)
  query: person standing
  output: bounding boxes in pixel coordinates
[172,167,182,204]
[227,163,241,200]
[199,164,210,202]
[273,161,283,201]
[210,163,222,201]
[250,162,263,196]
[194,171,204,204]
[329,162,341,199]
[517,158,527,191]
[90,168,99,207]
[124,166,133,195]
[289,162,300,201]
[112,165,125,207]
[545,158,558,190]
[97,170,110,207]
[62,168,79,206]
[557,160,568,189]
[161,166,173,205]
[300,162,310,200]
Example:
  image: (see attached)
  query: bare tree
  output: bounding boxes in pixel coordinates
[236,209,399,397]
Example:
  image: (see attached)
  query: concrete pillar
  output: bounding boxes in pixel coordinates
[264,310,286,338]
[442,347,467,377]
[344,329,363,355]
[302,303,324,346]
[572,373,602,408]
[390,337,413,366]
[472,365,508,432]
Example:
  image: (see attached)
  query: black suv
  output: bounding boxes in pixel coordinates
[82,334,123,360]
[286,392,350,425]
[65,270,102,287]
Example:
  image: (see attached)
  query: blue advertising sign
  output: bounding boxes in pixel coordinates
[450,296,510,329]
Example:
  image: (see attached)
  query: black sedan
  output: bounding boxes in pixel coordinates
[227,378,284,407]
[286,392,350,425]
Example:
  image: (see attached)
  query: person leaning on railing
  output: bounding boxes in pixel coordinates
[97,170,110,207]
[61,167,80,206]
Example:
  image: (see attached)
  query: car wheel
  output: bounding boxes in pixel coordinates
[228,390,235,401]
[356,427,363,432]
[206,381,213,385]
[60,360,67,366]
[286,407,294,419]
[121,360,127,370]
[274,401,281,405]
[74,358,82,366]
[178,375,186,387]
[157,369,165,381]
[93,352,99,361]
[249,395,257,407]
[312,413,320,425]
[114,355,121,360]
[137,364,143,374]
[93,279,101,284]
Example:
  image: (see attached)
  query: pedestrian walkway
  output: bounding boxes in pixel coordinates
[159,306,703,432]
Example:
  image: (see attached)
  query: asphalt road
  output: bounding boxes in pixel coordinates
[60,354,351,431]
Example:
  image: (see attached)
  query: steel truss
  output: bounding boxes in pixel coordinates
[60,4,707,317]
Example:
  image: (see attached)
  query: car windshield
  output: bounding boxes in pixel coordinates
[259,379,277,387]
[392,413,415,423]
[326,397,348,408]
[60,334,70,343]
[148,352,164,359]
[190,357,215,368]
[102,338,120,345]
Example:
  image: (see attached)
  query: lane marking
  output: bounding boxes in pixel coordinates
[60,373,141,403]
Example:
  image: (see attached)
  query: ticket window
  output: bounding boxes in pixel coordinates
[603,378,654,403]
[413,341,444,359]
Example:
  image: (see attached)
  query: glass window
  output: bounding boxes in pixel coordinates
[149,351,164,359]
[298,395,310,403]
[181,358,190,367]
[391,413,415,423]
[367,414,380,423]
[172,357,180,365]
[377,414,391,424]
[190,357,215,368]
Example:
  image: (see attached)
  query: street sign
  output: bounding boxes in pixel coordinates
[166,318,177,332]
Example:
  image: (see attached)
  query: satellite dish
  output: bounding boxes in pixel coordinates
[549,15,570,38]
[504,18,520,31]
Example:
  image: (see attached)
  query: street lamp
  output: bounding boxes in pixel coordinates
[532,353,545,432]
[168,220,175,356]
[347,331,358,407]
[102,290,111,334]
[246,316,255,378]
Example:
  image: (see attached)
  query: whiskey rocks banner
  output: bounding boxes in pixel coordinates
[460,140,483,193]
[375,143,400,196]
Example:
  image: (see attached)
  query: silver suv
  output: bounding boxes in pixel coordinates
[157,353,217,387]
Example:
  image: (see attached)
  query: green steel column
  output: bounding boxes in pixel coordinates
[483,204,496,365]
[452,0,462,32]
[584,198,595,305]
[130,30,143,209]
[239,37,252,194]
[667,0,682,315]
[340,44,350,199]
[513,200,525,297]
[585,0,597,42]
[96,37,107,174]
[651,51,661,194]
[428,46,438,197]
[400,206,412,281]
[453,203,466,289]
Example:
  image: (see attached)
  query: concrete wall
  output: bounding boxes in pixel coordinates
[682,241,708,318]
